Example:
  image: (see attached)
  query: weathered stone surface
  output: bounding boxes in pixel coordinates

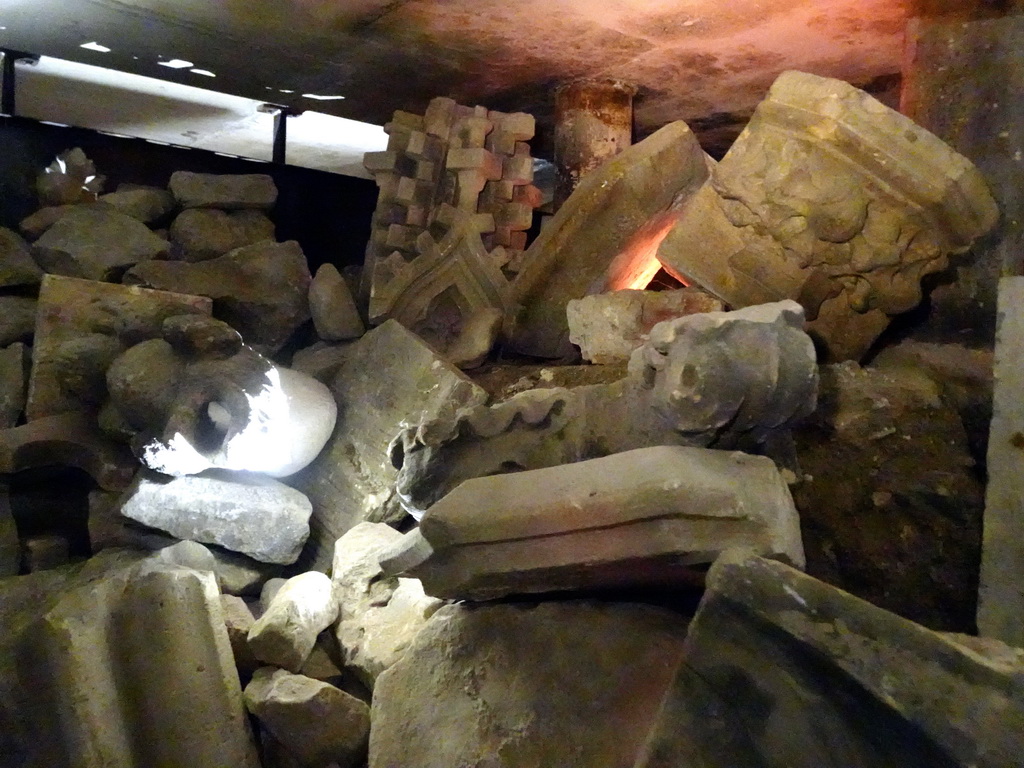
[120,469,312,565]
[162,313,243,359]
[0,343,28,428]
[169,171,278,210]
[19,203,93,240]
[388,445,803,600]
[309,263,365,341]
[289,340,355,384]
[21,534,70,572]
[332,522,442,688]
[978,276,1024,645]
[0,412,137,490]
[567,287,725,363]
[32,206,170,281]
[793,360,984,632]
[657,70,999,362]
[3,550,260,768]
[470,361,629,400]
[124,239,311,353]
[35,147,105,206]
[0,483,18,577]
[0,227,43,287]
[27,274,212,421]
[248,571,339,672]
[222,593,260,677]
[99,185,175,224]
[369,600,689,768]
[291,320,488,572]
[169,208,276,262]
[509,120,709,358]
[244,668,370,768]
[0,296,36,348]
[636,550,1024,768]
[393,301,817,515]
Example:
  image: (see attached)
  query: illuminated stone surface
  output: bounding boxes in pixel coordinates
[169,208,276,262]
[98,185,175,225]
[168,171,278,210]
[309,263,365,342]
[247,571,338,672]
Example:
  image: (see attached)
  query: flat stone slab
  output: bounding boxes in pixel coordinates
[169,171,278,210]
[99,185,175,224]
[636,550,1024,768]
[385,444,803,601]
[119,469,313,565]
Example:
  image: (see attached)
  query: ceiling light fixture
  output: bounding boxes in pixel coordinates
[157,59,194,69]
[80,42,111,53]
[190,69,216,77]
[301,93,345,101]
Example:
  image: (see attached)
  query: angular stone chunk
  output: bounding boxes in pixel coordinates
[244,668,369,768]
[35,147,105,206]
[388,445,802,600]
[124,239,311,353]
[309,263,365,341]
[0,296,36,348]
[32,207,170,280]
[5,551,260,768]
[221,594,260,677]
[247,571,339,672]
[0,227,43,287]
[509,120,709,358]
[119,470,312,565]
[567,287,724,364]
[99,185,175,224]
[0,343,28,429]
[657,70,999,362]
[27,275,212,421]
[369,601,689,768]
[332,523,442,688]
[169,208,276,262]
[290,320,487,572]
[978,276,1024,645]
[169,171,278,210]
[636,550,1024,768]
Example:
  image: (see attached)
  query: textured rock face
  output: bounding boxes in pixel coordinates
[567,287,724,364]
[244,668,370,768]
[99,185,175,224]
[636,550,1024,768]
[247,571,339,672]
[657,70,999,362]
[0,227,43,287]
[1,550,260,768]
[369,601,689,768]
[386,445,803,600]
[0,296,36,348]
[119,470,312,565]
[169,208,276,262]
[0,343,27,429]
[332,523,442,688]
[124,239,311,354]
[168,171,278,210]
[509,120,709,358]
[309,263,365,342]
[32,206,170,280]
[290,320,487,572]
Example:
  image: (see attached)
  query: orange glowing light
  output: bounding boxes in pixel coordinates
[602,210,687,291]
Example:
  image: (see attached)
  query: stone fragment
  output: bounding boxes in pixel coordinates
[309,263,365,341]
[35,147,105,206]
[247,571,339,672]
[567,287,724,363]
[119,470,312,565]
[154,539,218,572]
[0,342,28,428]
[162,313,243,358]
[471,361,629,400]
[635,550,1024,768]
[124,239,311,353]
[508,120,709,358]
[32,207,170,280]
[0,296,36,347]
[4,550,260,768]
[244,668,370,768]
[332,522,443,688]
[291,320,488,572]
[27,275,212,421]
[388,445,803,600]
[221,594,260,677]
[169,171,278,210]
[169,208,276,261]
[99,185,175,224]
[393,301,817,515]
[289,340,354,384]
[19,203,91,240]
[21,534,70,572]
[0,227,43,286]
[657,70,999,362]
[0,412,136,490]
[260,577,288,611]
[299,637,345,681]
[0,484,19,577]
[978,276,1024,645]
[369,600,689,768]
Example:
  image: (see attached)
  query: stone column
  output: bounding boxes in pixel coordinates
[900,1,1024,343]
[553,79,636,210]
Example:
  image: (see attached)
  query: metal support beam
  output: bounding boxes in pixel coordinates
[258,103,302,165]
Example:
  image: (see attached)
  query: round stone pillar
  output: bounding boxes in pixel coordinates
[553,79,636,210]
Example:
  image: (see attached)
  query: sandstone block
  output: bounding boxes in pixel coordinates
[169,208,276,261]
[369,601,689,768]
[0,227,43,287]
[309,263,365,341]
[99,185,175,224]
[332,522,442,688]
[169,171,278,210]
[119,470,312,565]
[244,668,369,768]
[247,571,339,672]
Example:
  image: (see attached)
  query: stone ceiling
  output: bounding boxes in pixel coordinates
[1,0,909,155]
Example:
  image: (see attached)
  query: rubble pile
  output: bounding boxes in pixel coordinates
[0,71,1018,768]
